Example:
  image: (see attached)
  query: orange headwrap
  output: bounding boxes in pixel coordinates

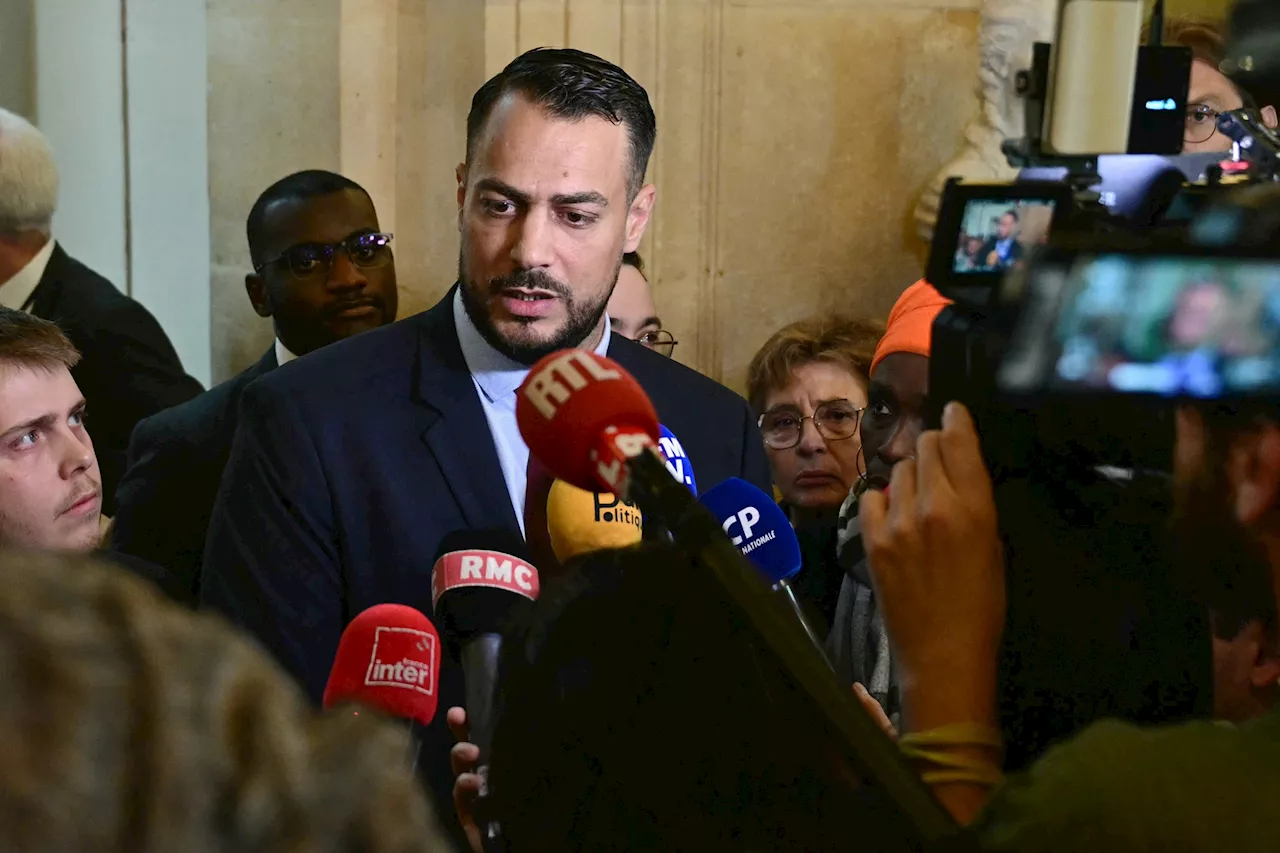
[870,280,953,375]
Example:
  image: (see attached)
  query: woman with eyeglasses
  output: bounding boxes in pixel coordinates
[746,315,884,632]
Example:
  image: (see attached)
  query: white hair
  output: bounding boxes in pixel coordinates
[0,108,59,236]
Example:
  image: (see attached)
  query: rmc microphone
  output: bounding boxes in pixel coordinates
[322,603,442,773]
[431,530,541,853]
[699,477,832,668]
[546,478,642,563]
[514,349,960,846]
[431,530,540,761]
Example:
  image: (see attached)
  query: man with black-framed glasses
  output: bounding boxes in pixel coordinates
[608,251,679,357]
[1154,17,1280,153]
[112,170,397,603]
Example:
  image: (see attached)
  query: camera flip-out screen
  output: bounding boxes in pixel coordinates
[1000,253,1280,401]
[928,180,1073,304]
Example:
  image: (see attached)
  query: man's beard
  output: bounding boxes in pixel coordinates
[459,253,618,366]
[1172,442,1274,629]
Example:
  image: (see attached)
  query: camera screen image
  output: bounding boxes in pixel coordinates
[952,199,1056,275]
[1001,256,1280,399]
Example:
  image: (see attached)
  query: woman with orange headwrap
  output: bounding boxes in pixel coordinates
[827,280,953,725]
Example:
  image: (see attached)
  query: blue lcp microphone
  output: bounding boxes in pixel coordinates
[657,424,698,494]
[699,478,831,667]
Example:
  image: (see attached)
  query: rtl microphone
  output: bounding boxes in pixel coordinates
[322,603,442,773]
[657,424,698,494]
[515,350,959,845]
[432,531,541,853]
[546,478,642,563]
[515,348,661,496]
[699,477,832,668]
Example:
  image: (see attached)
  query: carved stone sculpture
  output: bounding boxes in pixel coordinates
[914,0,1059,242]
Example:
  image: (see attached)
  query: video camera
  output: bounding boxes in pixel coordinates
[925,0,1280,477]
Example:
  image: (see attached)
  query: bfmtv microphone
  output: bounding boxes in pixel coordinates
[322,603,442,773]
[546,478,642,563]
[700,478,832,668]
[515,350,958,844]
[657,424,697,494]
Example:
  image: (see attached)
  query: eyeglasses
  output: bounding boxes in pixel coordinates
[757,400,864,450]
[1185,104,1225,144]
[637,329,678,357]
[255,232,394,280]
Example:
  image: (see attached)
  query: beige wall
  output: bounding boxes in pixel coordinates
[204,0,1237,388]
[206,0,983,387]
[0,0,35,117]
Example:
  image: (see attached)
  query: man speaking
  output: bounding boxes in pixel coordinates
[200,47,771,839]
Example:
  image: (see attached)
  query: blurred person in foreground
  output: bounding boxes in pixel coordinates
[450,542,863,853]
[0,549,448,852]
[607,251,677,355]
[113,170,398,603]
[746,313,884,631]
[835,283,1207,772]
[1208,557,1280,723]
[0,108,203,514]
[860,395,1280,846]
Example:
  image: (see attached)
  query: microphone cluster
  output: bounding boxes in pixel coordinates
[319,346,953,851]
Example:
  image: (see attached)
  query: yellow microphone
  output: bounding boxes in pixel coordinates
[545,479,642,563]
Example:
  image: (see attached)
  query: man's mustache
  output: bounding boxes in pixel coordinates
[487,270,571,299]
[57,479,101,516]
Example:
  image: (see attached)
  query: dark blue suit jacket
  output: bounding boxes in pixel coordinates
[112,347,278,604]
[200,290,771,838]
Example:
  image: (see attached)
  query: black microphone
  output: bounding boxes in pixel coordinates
[431,530,541,853]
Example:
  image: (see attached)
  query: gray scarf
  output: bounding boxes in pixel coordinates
[825,484,900,725]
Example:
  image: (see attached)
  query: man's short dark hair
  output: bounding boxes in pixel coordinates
[245,170,369,267]
[466,48,657,198]
[1004,209,1020,222]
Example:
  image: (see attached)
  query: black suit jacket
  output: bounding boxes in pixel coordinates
[979,236,1025,268]
[200,289,771,842]
[31,246,205,513]
[112,348,278,604]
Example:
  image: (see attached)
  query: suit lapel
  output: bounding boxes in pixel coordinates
[412,290,520,532]
[25,244,68,319]
[250,347,278,378]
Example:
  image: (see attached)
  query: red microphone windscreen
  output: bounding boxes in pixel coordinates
[432,549,541,605]
[322,604,441,727]
[432,546,541,647]
[515,349,660,492]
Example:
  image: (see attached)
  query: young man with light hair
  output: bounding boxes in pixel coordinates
[0,108,202,514]
[0,307,102,552]
[0,306,181,595]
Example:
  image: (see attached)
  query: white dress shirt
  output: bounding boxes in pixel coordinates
[274,337,299,367]
[0,238,55,311]
[452,289,611,535]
